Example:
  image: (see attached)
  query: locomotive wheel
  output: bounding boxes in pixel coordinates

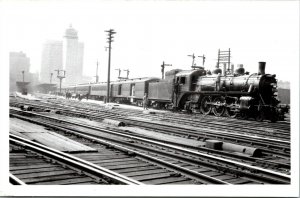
[200,96,212,115]
[212,97,225,117]
[225,108,237,118]
[225,101,237,118]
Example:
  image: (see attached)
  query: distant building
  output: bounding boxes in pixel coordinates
[40,40,63,84]
[9,51,31,91]
[39,25,85,87]
[63,25,84,85]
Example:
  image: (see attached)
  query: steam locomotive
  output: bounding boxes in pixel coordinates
[62,62,288,122]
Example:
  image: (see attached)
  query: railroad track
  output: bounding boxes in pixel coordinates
[10,98,290,142]
[10,134,142,185]
[10,108,290,184]
[56,97,290,129]
[10,107,290,171]
[9,119,226,185]
[10,99,290,159]
[18,98,291,140]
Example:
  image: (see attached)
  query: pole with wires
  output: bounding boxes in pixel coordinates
[105,29,116,103]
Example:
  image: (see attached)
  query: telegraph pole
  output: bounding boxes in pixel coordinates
[95,60,99,83]
[123,69,130,79]
[198,54,206,66]
[187,53,196,68]
[188,53,205,69]
[55,69,66,94]
[105,29,116,103]
[161,61,172,79]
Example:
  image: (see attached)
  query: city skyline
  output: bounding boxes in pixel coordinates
[1,1,298,83]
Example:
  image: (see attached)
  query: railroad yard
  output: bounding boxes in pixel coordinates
[9,93,291,185]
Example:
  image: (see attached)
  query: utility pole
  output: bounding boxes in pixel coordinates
[188,53,205,69]
[21,70,25,82]
[198,54,206,66]
[123,69,130,79]
[105,29,116,103]
[55,69,66,94]
[161,61,172,79]
[115,68,121,79]
[187,53,196,68]
[50,73,53,84]
[95,60,99,83]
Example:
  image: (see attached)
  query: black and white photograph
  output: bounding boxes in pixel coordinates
[0,0,299,197]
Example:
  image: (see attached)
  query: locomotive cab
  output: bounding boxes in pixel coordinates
[173,69,207,110]
[175,69,206,92]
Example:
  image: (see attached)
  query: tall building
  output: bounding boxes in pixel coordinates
[9,52,31,91]
[63,25,84,85]
[40,40,63,84]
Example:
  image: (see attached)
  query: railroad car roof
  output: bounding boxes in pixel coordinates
[62,77,160,88]
[111,77,160,84]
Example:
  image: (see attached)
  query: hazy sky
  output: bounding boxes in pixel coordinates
[1,0,299,82]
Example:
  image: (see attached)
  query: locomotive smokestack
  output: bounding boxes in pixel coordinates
[258,62,266,75]
[223,64,226,76]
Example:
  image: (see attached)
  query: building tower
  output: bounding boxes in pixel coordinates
[63,25,84,85]
[40,40,63,84]
[9,52,30,91]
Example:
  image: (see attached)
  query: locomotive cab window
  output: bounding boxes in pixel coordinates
[180,77,186,84]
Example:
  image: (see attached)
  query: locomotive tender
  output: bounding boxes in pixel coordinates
[62,62,288,122]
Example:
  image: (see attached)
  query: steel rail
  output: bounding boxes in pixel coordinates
[9,173,26,185]
[10,113,229,184]
[10,104,290,160]
[44,98,291,130]
[9,101,290,148]
[41,120,291,184]
[10,134,143,185]
[10,110,290,184]
[9,100,289,144]
[142,114,290,138]
[10,110,290,170]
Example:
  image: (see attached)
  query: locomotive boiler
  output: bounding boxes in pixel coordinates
[168,62,287,122]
